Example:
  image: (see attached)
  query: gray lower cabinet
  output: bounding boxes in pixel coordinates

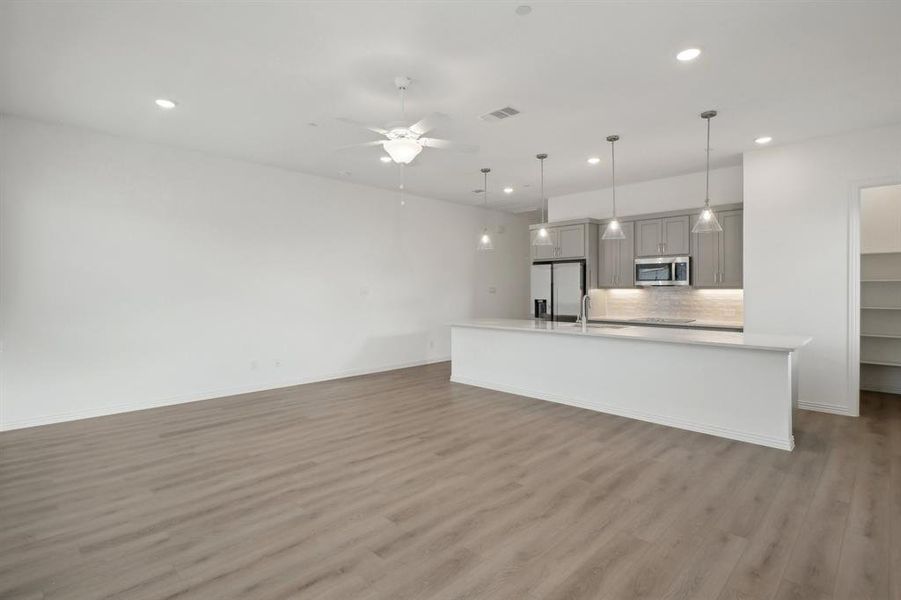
[690,209,742,288]
[635,216,690,256]
[598,221,634,287]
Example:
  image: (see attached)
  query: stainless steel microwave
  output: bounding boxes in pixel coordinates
[634,256,690,286]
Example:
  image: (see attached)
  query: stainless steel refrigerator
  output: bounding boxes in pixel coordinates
[530,260,585,321]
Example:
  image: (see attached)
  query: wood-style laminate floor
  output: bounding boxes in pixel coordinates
[1,362,899,600]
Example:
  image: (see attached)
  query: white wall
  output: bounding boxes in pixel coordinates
[0,115,531,430]
[548,165,743,222]
[743,123,901,415]
[861,184,901,254]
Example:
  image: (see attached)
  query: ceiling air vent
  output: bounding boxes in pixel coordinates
[479,106,520,122]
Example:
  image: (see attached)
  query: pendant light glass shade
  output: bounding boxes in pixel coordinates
[477,228,495,251]
[532,226,553,245]
[692,111,723,234]
[602,218,626,240]
[692,207,722,233]
[532,154,554,246]
[477,168,494,252]
[601,135,626,240]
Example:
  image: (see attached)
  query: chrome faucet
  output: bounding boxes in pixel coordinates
[580,293,591,327]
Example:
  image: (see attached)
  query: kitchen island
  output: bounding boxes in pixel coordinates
[450,318,810,450]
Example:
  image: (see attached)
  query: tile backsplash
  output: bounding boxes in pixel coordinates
[588,287,743,323]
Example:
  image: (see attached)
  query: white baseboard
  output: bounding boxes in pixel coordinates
[1,357,450,431]
[796,399,858,416]
[451,375,794,451]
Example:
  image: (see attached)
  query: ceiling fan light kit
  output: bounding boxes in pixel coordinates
[383,138,423,164]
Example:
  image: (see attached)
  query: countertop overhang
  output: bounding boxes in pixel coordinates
[451,318,810,352]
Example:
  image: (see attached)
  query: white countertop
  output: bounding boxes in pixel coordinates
[451,318,810,352]
[589,316,744,330]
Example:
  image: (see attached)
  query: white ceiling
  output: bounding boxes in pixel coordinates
[2,1,900,212]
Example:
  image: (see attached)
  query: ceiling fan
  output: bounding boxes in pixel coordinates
[337,76,478,164]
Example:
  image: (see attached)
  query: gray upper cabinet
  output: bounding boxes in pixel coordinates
[719,210,743,287]
[663,216,690,255]
[531,224,587,260]
[597,221,635,288]
[556,225,586,259]
[636,220,663,257]
[690,209,743,288]
[691,222,719,287]
[532,229,558,260]
[635,216,689,256]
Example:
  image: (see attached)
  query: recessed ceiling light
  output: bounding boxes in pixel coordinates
[754,136,773,145]
[503,187,514,194]
[154,98,177,109]
[515,5,532,16]
[676,48,701,62]
[587,157,601,165]
[379,156,392,163]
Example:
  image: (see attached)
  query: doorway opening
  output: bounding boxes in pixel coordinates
[859,183,901,399]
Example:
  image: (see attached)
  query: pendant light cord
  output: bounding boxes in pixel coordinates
[540,157,545,222]
[705,115,711,207]
[610,139,616,218]
[483,170,489,208]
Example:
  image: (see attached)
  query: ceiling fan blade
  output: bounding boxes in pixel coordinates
[419,138,479,153]
[335,117,389,136]
[408,112,450,136]
[335,140,386,152]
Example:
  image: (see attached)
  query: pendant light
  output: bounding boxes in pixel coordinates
[691,110,723,233]
[477,167,495,251]
[601,135,626,240]
[531,153,554,246]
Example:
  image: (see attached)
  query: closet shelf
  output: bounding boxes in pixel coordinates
[862,250,901,256]
[861,279,901,283]
[861,333,901,339]
[861,306,901,310]
[860,360,901,368]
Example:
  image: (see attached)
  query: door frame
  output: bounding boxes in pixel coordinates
[848,176,901,417]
